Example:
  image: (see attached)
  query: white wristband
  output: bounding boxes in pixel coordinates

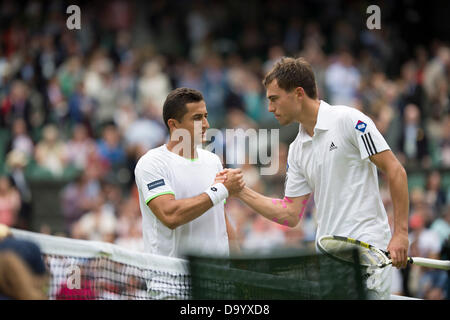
[204,183,229,206]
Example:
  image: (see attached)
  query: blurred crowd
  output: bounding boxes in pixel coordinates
[0,0,449,299]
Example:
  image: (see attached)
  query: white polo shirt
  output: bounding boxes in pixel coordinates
[134,144,229,258]
[285,101,392,250]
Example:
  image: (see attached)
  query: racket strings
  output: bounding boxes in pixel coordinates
[320,239,386,267]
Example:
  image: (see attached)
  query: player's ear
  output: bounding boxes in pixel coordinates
[294,87,304,100]
[167,118,179,132]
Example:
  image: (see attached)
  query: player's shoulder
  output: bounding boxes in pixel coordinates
[326,103,373,130]
[197,147,222,163]
[329,103,369,119]
[326,103,359,119]
[135,145,168,170]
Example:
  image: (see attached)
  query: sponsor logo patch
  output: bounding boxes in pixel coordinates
[355,120,367,133]
[147,179,165,191]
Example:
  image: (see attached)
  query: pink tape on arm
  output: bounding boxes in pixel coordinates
[272,198,287,208]
[283,196,293,203]
[298,204,307,219]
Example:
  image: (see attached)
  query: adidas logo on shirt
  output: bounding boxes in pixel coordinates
[329,142,337,151]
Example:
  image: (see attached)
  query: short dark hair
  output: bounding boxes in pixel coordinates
[162,88,204,131]
[263,57,317,99]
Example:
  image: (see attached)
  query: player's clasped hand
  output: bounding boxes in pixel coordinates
[387,233,409,269]
[215,169,245,196]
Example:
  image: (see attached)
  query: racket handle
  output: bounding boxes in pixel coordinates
[409,257,450,270]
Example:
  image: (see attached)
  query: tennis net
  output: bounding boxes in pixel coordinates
[11,228,190,300]
[10,228,368,300]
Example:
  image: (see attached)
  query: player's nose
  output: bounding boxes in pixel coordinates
[268,102,276,113]
[203,117,209,130]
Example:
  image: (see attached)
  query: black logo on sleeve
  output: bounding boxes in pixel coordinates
[360,132,378,156]
[211,187,218,192]
[147,179,165,191]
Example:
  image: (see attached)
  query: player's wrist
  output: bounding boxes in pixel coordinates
[204,183,229,206]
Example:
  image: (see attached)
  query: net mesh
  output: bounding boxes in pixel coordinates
[188,249,367,299]
[10,228,367,300]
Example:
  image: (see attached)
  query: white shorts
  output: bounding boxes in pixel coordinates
[365,265,393,300]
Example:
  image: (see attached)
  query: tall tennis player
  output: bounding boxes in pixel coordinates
[218,57,409,299]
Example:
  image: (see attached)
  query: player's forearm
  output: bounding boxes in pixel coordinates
[387,164,409,235]
[164,193,214,229]
[225,213,241,255]
[237,187,298,227]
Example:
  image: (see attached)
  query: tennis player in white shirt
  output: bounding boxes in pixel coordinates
[135,88,244,259]
[218,57,410,299]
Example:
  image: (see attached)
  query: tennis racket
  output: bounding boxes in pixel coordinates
[317,235,450,271]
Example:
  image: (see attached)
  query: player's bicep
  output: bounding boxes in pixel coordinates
[147,193,176,225]
[285,194,311,218]
[369,149,402,174]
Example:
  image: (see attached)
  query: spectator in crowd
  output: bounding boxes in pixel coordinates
[325,49,361,106]
[5,118,34,159]
[46,76,68,126]
[68,81,96,129]
[71,192,117,243]
[60,168,101,234]
[423,46,450,106]
[5,150,32,229]
[96,122,126,170]
[113,95,138,138]
[0,237,49,300]
[407,212,447,299]
[0,175,21,227]
[397,104,430,168]
[0,80,34,132]
[397,60,426,119]
[430,205,450,247]
[114,197,143,252]
[424,170,447,218]
[34,124,69,176]
[66,123,98,170]
[122,102,167,154]
[137,59,171,115]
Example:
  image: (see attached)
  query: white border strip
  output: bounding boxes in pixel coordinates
[390,294,422,300]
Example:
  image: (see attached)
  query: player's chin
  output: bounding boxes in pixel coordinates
[276,116,289,126]
[195,135,206,145]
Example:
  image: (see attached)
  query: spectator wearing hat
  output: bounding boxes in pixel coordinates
[0,237,49,299]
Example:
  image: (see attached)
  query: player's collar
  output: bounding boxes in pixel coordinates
[298,100,332,143]
[314,100,333,131]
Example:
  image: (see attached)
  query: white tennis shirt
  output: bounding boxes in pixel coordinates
[135,144,229,258]
[285,101,392,250]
